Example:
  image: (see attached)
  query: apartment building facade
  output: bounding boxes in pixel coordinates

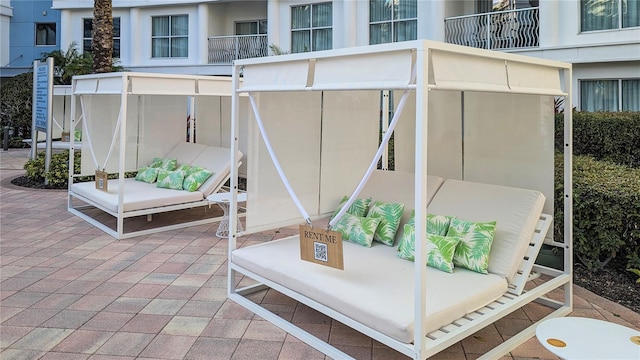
[4,0,638,111]
[0,0,62,78]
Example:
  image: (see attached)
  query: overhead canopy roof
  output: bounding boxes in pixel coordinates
[236,40,570,96]
[72,72,234,96]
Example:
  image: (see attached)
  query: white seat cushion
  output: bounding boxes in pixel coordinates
[164,142,208,165]
[361,171,445,242]
[232,236,507,343]
[190,146,243,196]
[71,179,204,213]
[427,179,545,282]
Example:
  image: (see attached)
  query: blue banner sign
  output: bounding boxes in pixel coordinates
[34,63,50,132]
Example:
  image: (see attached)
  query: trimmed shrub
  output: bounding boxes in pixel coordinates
[555,154,640,270]
[556,111,640,168]
[0,72,34,139]
[24,150,81,187]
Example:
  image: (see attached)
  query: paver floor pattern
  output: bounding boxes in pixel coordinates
[1,148,639,359]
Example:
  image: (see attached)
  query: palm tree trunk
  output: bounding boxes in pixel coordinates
[92,0,113,73]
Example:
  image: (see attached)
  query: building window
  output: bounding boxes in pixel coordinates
[581,0,640,32]
[291,3,332,53]
[35,23,56,46]
[236,19,267,35]
[580,79,640,111]
[369,0,417,45]
[152,15,189,58]
[83,17,121,58]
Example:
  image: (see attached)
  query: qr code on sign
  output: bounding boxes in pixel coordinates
[314,241,328,262]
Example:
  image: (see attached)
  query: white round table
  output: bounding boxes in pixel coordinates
[207,192,247,238]
[536,317,640,359]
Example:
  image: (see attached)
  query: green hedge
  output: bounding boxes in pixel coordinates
[24,151,137,188]
[24,150,81,187]
[556,111,640,168]
[555,154,640,270]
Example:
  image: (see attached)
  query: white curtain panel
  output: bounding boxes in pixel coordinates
[622,79,640,111]
[581,0,616,31]
[581,80,618,111]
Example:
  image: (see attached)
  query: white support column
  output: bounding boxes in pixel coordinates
[116,76,128,240]
[563,67,573,312]
[420,1,446,41]
[59,10,73,52]
[129,8,140,66]
[413,47,429,358]
[340,0,357,49]
[198,3,209,65]
[228,64,242,294]
[267,0,281,53]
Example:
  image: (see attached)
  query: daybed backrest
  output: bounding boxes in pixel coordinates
[191,146,243,196]
[427,179,545,283]
[165,142,209,165]
[361,171,445,238]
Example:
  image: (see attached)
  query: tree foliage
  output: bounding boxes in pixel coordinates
[0,72,34,139]
[41,42,93,85]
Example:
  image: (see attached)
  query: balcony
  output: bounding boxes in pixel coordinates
[208,34,269,64]
[445,7,539,50]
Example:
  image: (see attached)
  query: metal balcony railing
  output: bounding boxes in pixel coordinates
[445,7,539,50]
[208,34,268,64]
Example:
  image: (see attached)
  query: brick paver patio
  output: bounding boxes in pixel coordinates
[2,148,639,359]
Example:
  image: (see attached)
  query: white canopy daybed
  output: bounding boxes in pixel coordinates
[25,85,83,153]
[67,72,248,240]
[226,40,573,359]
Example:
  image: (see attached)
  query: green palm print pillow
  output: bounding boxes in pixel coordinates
[397,224,460,273]
[446,218,497,274]
[332,213,380,247]
[176,164,191,173]
[149,158,177,171]
[160,159,178,171]
[408,210,453,236]
[149,157,163,168]
[332,196,371,219]
[183,168,213,192]
[135,167,159,183]
[156,169,185,190]
[366,201,405,246]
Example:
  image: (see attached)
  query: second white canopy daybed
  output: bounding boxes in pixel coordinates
[67,72,248,240]
[227,40,573,359]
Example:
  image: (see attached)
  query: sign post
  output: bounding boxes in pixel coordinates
[32,58,54,184]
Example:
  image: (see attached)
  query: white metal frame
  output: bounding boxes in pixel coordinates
[227,40,573,359]
[67,72,238,240]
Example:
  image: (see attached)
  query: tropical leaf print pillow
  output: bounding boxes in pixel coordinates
[156,169,186,190]
[407,210,453,236]
[149,157,163,168]
[176,164,191,173]
[332,213,380,247]
[366,201,405,246]
[135,166,159,183]
[183,168,213,192]
[159,159,178,171]
[397,224,460,273]
[446,218,497,274]
[331,196,371,219]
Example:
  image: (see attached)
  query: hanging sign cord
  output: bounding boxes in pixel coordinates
[80,96,124,171]
[248,93,312,225]
[329,67,417,229]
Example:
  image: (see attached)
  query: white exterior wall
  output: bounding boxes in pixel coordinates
[0,0,11,67]
[51,0,637,105]
[55,1,266,75]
